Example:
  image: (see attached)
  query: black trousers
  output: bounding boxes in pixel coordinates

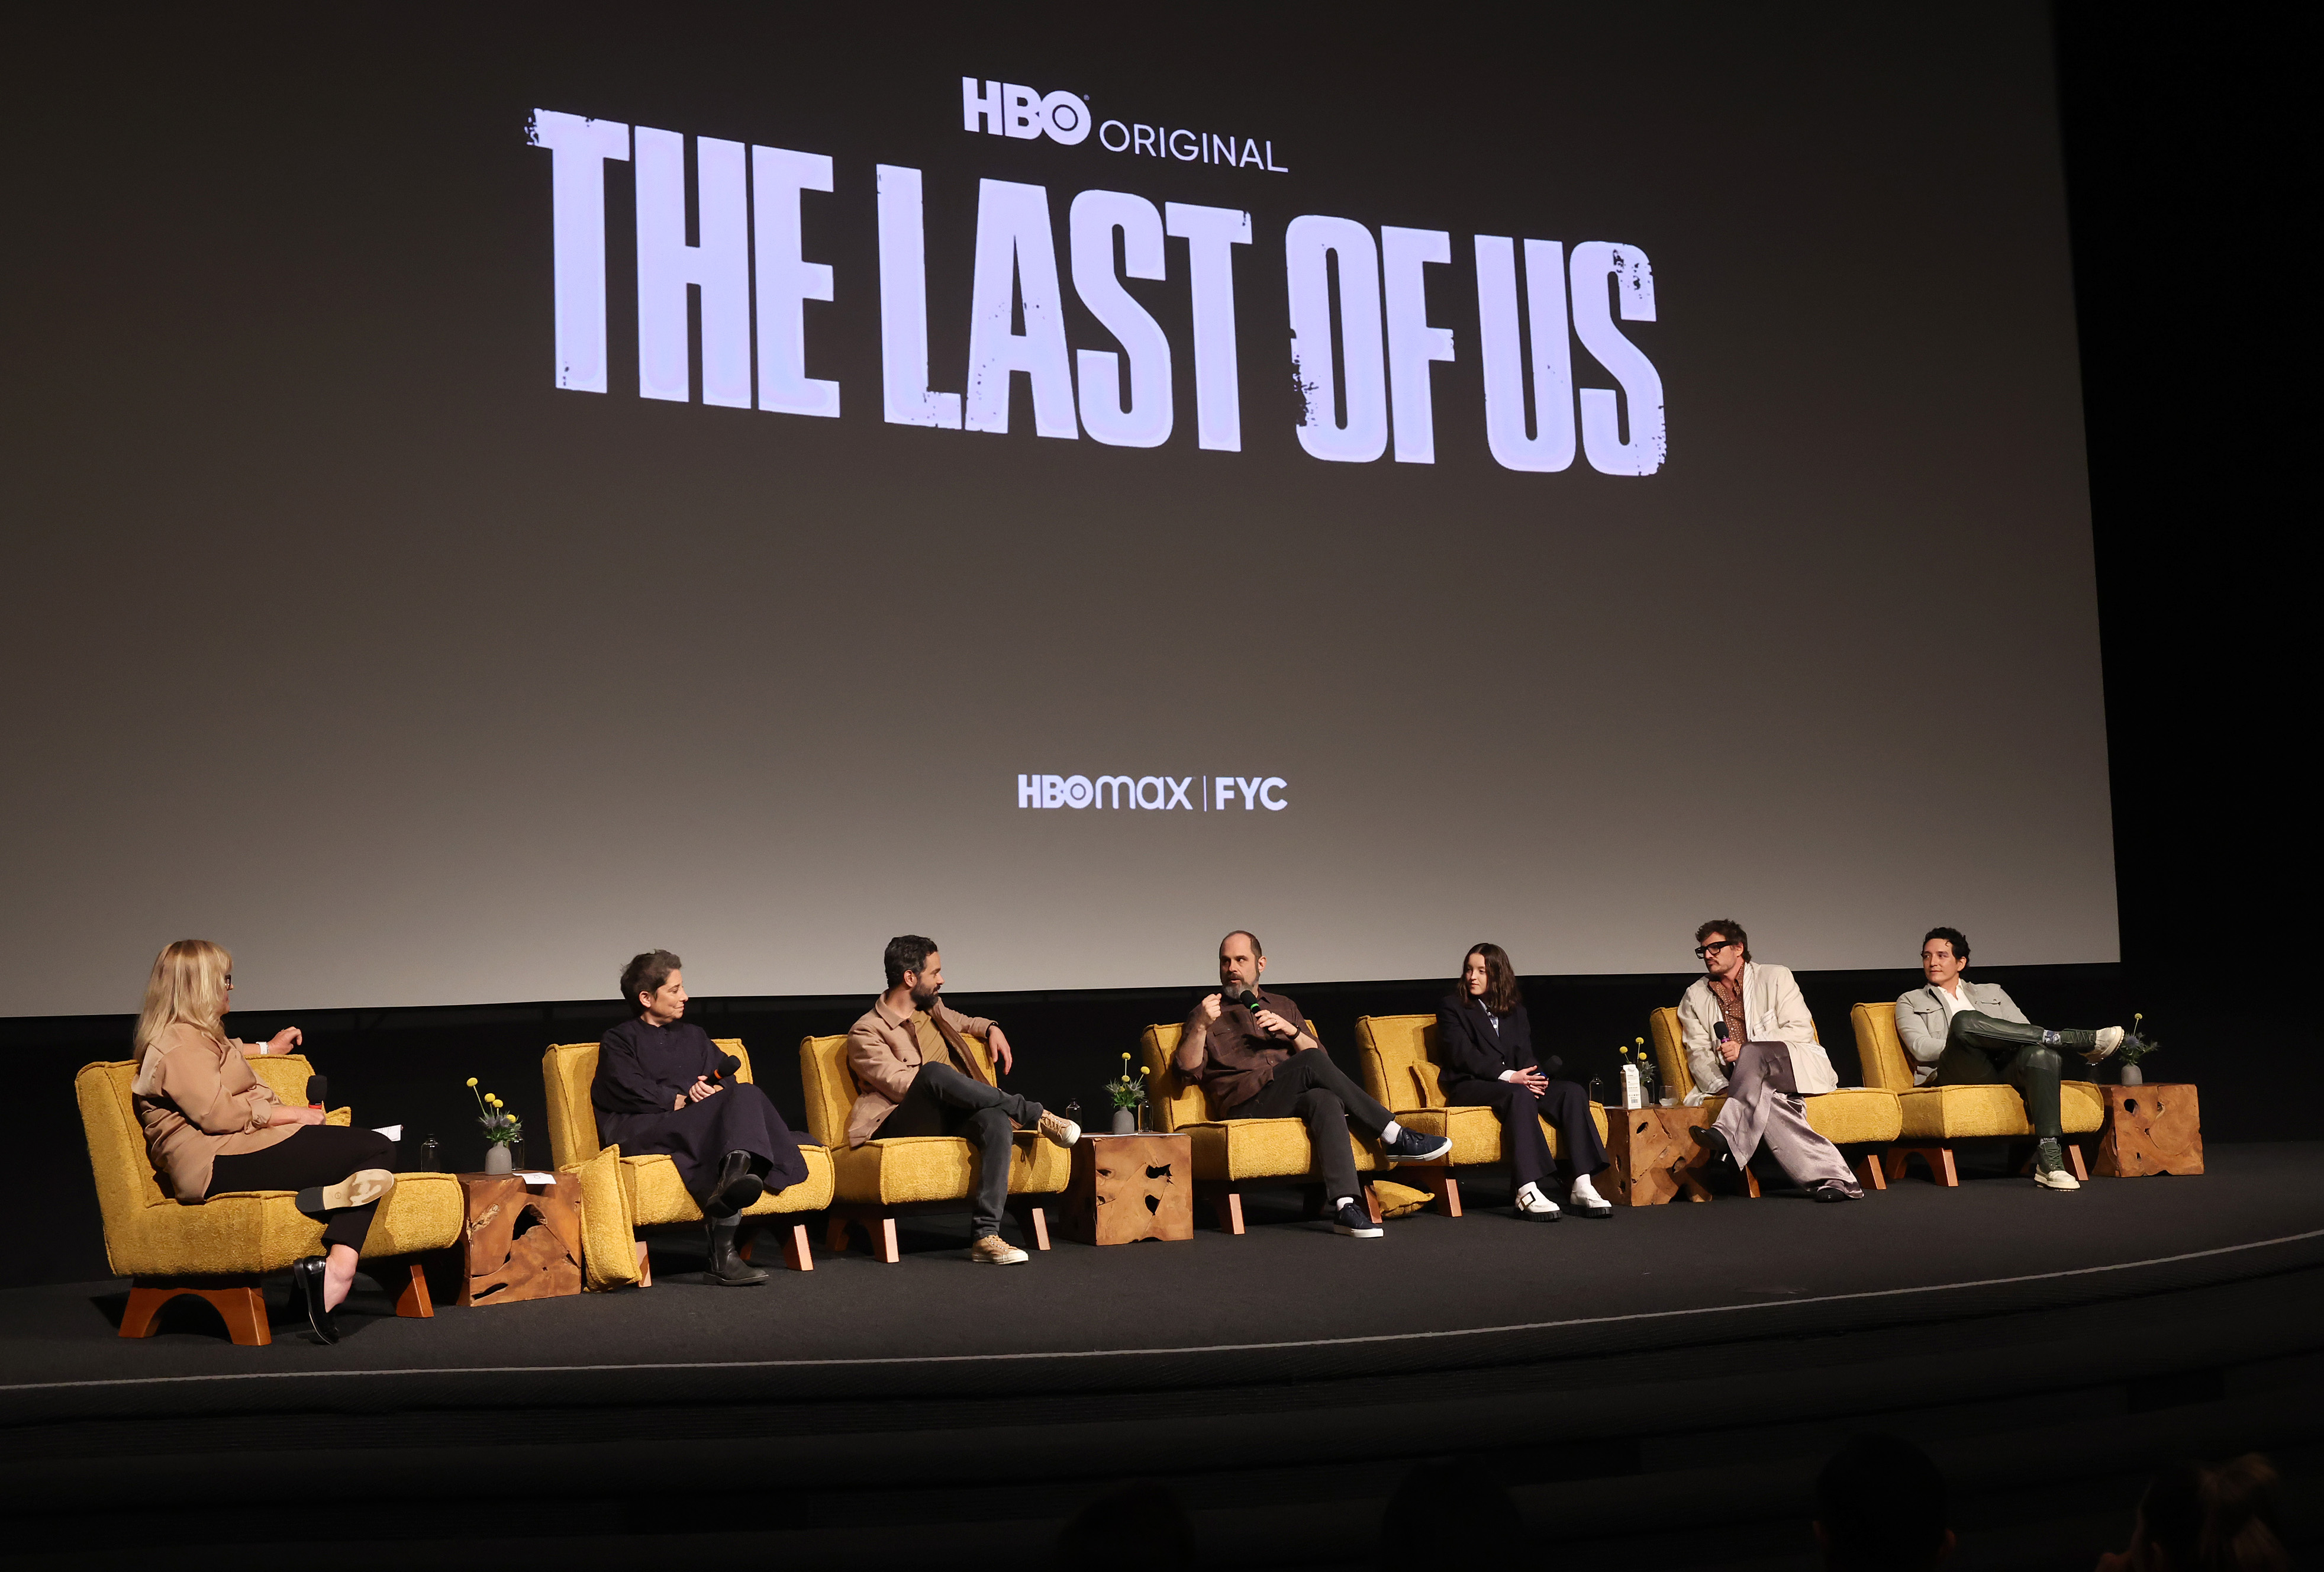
[208,1125,397,1254]
[1446,1076,1607,1186]
[871,1063,1043,1238]
[1219,1048,1394,1201]
[599,1081,810,1202]
[1933,1010,2093,1141]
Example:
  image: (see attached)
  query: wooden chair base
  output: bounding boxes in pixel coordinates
[120,1258,436,1346]
[735,1221,816,1273]
[1200,1180,1384,1233]
[823,1201,1052,1262]
[1885,1141,2088,1187]
[1406,1167,1462,1216]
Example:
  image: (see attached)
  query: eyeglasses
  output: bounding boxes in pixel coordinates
[1693,942,1738,959]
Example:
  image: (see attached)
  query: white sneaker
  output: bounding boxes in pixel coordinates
[1515,1182,1562,1219]
[2084,1026,2125,1063]
[2033,1165,2080,1191]
[1036,1110,1081,1148]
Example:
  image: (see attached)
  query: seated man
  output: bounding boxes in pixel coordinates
[1897,926,2130,1192]
[1175,929,1452,1238]
[1678,919,1864,1202]
[594,949,812,1287]
[844,935,1078,1265]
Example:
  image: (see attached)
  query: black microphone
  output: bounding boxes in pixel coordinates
[304,1074,327,1109]
[1235,990,1261,1012]
[1713,1022,1731,1061]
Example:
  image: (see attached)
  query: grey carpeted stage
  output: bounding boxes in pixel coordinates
[3,1144,2319,1568]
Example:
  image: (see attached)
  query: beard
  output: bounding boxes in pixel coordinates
[910,981,940,1012]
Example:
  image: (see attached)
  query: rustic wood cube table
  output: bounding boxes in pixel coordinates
[456,1171,584,1306]
[1601,1103,1761,1206]
[1061,1132,1194,1245]
[2095,1083,2204,1177]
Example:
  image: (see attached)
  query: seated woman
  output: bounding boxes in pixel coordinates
[131,939,397,1344]
[593,949,810,1286]
[1436,943,1611,1219]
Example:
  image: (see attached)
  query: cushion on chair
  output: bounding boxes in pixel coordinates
[563,1143,642,1290]
[1848,1004,1922,1093]
[1800,1087,1905,1145]
[616,1143,837,1226]
[1897,1083,2105,1140]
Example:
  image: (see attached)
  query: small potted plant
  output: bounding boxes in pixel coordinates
[1103,1053,1150,1134]
[468,1076,524,1173]
[2116,1014,2161,1085]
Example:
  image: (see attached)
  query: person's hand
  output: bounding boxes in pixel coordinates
[272,1103,325,1127]
[685,1075,721,1103]
[1196,993,1223,1025]
[1252,1008,1299,1039]
[268,1026,303,1054]
[1513,1068,1549,1093]
[987,1025,1014,1075]
[1719,1041,1740,1065]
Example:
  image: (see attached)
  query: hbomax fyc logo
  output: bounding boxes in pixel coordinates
[1017,774,1288,811]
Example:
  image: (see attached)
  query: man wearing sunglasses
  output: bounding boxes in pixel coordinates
[1675,919,1864,1202]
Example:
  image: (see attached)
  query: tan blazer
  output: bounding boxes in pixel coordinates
[132,1024,297,1199]
[1677,961,1837,1097]
[842,996,998,1148]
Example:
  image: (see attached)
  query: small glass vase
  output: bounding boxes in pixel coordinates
[1110,1107,1136,1135]
[484,1142,514,1175]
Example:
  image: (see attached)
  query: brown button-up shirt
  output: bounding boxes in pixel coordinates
[133,1024,296,1199]
[1179,988,1313,1117]
[842,994,999,1148]
[1709,971,1748,1048]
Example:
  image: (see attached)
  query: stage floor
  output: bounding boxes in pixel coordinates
[4,1142,2317,1416]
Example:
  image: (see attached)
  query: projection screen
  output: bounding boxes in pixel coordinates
[0,3,2115,1015]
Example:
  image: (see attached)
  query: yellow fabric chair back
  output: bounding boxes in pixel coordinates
[1137,1023,1211,1132]
[1649,1005,1819,1098]
[1353,1014,1446,1109]
[1849,1004,1918,1091]
[540,1038,755,1169]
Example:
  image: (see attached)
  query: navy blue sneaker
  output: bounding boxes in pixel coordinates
[1382,1127,1453,1165]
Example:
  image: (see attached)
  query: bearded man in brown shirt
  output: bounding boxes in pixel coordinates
[1175,930,1451,1238]
[843,935,1079,1264]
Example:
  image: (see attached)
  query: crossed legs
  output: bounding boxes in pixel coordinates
[1711,1042,1859,1193]
[872,1062,1046,1238]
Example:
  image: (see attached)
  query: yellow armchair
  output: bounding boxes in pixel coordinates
[1353,1013,1610,1216]
[76,1052,462,1346]
[1848,1004,2103,1186]
[540,1039,834,1278]
[797,1030,1067,1262]
[1137,1023,1382,1233]
[1646,1007,1903,1193]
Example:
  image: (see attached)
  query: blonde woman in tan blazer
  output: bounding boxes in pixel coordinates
[130,940,397,1342]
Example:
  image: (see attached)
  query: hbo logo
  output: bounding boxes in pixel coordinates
[961,78,1092,145]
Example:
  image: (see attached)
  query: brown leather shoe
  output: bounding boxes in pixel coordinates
[969,1234,1029,1265]
[1036,1110,1081,1149]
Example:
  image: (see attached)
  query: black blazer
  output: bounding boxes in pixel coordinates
[1435,994,1539,1092]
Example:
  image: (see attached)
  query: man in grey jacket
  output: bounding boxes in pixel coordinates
[1678,919,1863,1202]
[1896,927,2129,1191]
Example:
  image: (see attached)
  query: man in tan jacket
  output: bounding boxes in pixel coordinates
[844,935,1078,1264]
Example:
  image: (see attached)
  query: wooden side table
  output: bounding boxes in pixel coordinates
[2095,1083,2203,1177]
[1062,1132,1195,1245]
[1601,1103,1760,1206]
[456,1171,584,1305]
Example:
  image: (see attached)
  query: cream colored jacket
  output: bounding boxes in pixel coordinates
[1677,961,1836,1096]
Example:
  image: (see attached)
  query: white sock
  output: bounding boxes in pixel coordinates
[1569,1173,1603,1205]
[1335,1195,1358,1212]
[1380,1120,1404,1143]
[1518,1181,1551,1206]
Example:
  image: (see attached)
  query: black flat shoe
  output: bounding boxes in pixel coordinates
[1690,1125,1734,1167]
[288,1255,339,1344]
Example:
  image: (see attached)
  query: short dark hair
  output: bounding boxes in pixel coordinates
[619,949,681,1013]
[1815,1434,1949,1572]
[1695,919,1751,963]
[1220,929,1263,959]
[1922,926,1970,964]
[883,935,937,989]
[1463,943,1522,1014]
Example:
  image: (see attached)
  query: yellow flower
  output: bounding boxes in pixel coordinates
[466,1077,478,1087]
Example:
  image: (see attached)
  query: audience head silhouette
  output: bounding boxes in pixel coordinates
[1815,1434,1952,1572]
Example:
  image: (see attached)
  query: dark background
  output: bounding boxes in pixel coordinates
[7,2,2306,1289]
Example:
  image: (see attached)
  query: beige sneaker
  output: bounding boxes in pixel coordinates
[969,1234,1029,1265]
[2033,1165,2081,1191]
[1037,1110,1081,1149]
[2083,1026,2126,1063]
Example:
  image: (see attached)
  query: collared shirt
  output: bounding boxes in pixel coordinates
[1935,978,1976,1022]
[1180,987,1313,1116]
[1709,969,1748,1046]
[911,1010,960,1073]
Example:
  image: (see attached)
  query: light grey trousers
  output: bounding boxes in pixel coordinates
[1711,1041,1858,1190]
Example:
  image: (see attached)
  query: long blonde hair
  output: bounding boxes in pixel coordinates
[133,940,232,1074]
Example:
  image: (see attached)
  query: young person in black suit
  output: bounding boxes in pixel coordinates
[1436,943,1612,1218]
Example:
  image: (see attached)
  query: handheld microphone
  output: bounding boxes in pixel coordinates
[1236,990,1261,1012]
[1713,1022,1732,1061]
[304,1074,327,1110]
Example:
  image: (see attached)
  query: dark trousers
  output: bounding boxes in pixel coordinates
[871,1063,1043,1238]
[208,1125,397,1254]
[1219,1048,1394,1201]
[1933,1011,2091,1141]
[1446,1077,1607,1186]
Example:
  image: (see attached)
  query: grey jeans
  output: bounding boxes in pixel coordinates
[872,1063,1043,1237]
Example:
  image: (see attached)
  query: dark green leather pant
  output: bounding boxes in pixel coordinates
[1931,1012,2094,1140]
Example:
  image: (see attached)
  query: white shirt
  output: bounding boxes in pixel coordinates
[1936,978,1977,1022]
